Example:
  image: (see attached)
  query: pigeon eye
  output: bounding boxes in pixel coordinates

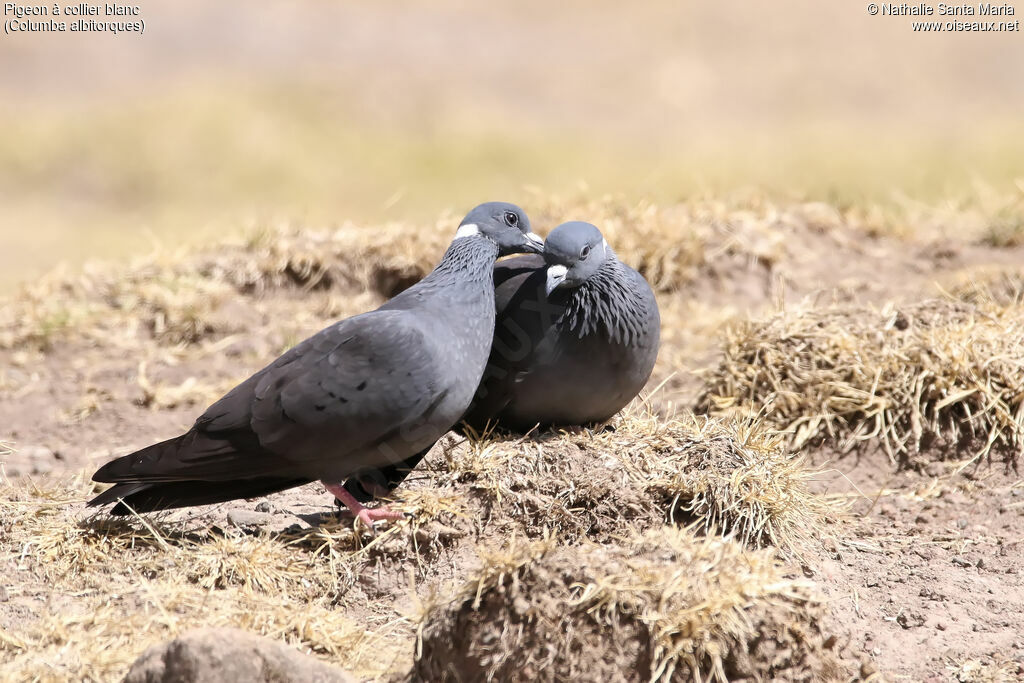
[503,211,519,228]
[579,245,591,260]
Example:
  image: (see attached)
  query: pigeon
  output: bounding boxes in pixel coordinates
[89,202,543,527]
[461,220,660,433]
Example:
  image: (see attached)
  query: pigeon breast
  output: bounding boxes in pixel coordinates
[463,252,660,432]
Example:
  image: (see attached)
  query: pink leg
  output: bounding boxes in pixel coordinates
[322,482,406,529]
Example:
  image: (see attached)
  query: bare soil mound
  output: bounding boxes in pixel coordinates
[439,414,835,554]
[413,528,856,682]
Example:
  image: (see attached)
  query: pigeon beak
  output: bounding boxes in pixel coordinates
[545,264,568,296]
[524,232,544,254]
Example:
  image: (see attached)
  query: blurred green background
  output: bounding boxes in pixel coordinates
[1,0,1022,291]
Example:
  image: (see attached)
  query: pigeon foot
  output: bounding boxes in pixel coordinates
[323,482,406,532]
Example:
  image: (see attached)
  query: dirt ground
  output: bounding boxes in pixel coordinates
[1,196,1023,681]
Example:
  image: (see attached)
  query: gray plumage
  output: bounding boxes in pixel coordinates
[461,221,660,432]
[89,202,543,516]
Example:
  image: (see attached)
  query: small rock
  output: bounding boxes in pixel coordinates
[956,518,968,530]
[914,547,937,561]
[413,523,466,546]
[227,510,274,528]
[254,502,274,513]
[0,586,8,602]
[952,556,973,568]
[936,622,947,631]
[897,610,926,629]
[976,558,985,569]
[124,627,356,683]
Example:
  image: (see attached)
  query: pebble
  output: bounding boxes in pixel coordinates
[897,610,926,629]
[226,510,274,528]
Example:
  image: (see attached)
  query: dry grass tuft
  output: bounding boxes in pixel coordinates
[5,475,371,596]
[0,193,900,355]
[946,265,1024,307]
[434,410,837,553]
[206,220,450,297]
[0,576,397,683]
[627,414,838,554]
[0,217,453,352]
[413,526,851,683]
[946,655,1022,682]
[528,192,859,294]
[978,203,1024,248]
[0,475,409,681]
[0,262,231,351]
[698,298,1024,468]
[434,425,662,541]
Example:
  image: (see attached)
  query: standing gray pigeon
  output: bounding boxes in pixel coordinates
[89,202,543,527]
[461,221,660,432]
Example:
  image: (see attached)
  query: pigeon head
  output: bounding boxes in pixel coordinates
[542,221,610,295]
[456,202,543,256]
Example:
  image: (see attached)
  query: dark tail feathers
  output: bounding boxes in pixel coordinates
[88,477,312,515]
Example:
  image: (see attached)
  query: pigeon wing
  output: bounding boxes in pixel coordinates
[108,309,444,483]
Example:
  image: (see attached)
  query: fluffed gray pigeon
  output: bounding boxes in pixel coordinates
[461,220,660,432]
[89,202,543,526]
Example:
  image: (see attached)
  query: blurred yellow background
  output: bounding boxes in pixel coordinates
[1,0,1022,291]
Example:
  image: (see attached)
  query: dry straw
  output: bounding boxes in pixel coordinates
[413,527,850,683]
[945,265,1024,308]
[699,298,1024,468]
[0,474,407,681]
[0,409,838,681]
[0,216,453,352]
[438,410,837,555]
